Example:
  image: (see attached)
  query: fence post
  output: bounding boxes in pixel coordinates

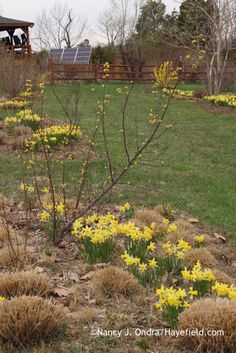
[94,63,98,83]
[49,59,55,85]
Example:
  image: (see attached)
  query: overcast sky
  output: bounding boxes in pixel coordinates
[1,0,180,46]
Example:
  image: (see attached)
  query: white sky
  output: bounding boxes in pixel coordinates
[1,0,180,47]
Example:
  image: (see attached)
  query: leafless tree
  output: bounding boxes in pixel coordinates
[35,2,88,49]
[165,0,236,95]
[98,0,145,62]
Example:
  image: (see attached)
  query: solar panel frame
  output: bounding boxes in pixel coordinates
[50,47,92,64]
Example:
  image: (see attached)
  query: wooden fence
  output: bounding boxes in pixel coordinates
[49,61,236,85]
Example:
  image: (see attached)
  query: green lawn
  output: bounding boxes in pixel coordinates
[0,82,235,237]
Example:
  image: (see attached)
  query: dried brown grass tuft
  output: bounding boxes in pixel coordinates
[0,271,51,298]
[71,307,102,324]
[0,245,34,266]
[185,248,218,268]
[0,223,8,242]
[0,296,66,346]
[134,208,163,227]
[92,266,141,298]
[13,125,33,137]
[212,269,234,285]
[166,232,196,245]
[178,298,236,353]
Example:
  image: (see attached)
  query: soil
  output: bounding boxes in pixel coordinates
[197,101,236,116]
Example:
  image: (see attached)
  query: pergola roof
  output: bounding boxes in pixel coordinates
[0,16,34,30]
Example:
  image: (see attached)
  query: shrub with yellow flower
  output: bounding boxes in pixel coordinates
[153,61,181,89]
[39,202,65,239]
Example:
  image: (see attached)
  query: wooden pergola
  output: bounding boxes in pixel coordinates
[0,15,34,55]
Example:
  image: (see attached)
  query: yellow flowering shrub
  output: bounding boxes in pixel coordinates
[102,62,110,79]
[39,202,65,239]
[20,79,44,99]
[153,61,181,88]
[25,124,82,150]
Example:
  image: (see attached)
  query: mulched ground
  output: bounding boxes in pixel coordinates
[197,101,236,116]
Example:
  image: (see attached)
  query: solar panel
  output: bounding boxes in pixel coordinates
[50,47,92,64]
[50,49,63,62]
[75,47,92,64]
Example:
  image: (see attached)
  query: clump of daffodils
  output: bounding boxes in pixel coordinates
[19,183,34,193]
[163,88,193,98]
[194,234,205,247]
[211,281,236,299]
[4,109,41,132]
[0,100,27,110]
[121,250,160,286]
[72,213,118,263]
[162,239,192,258]
[25,124,82,150]
[204,94,236,108]
[155,285,190,329]
[182,261,215,296]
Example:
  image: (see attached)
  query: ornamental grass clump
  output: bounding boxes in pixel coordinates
[0,296,66,346]
[0,271,51,298]
[185,247,217,268]
[178,298,236,353]
[182,261,215,297]
[92,266,141,298]
[25,124,82,150]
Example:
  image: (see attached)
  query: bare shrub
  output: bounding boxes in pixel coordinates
[92,266,141,298]
[0,296,66,346]
[0,53,40,97]
[178,298,236,353]
[0,271,51,298]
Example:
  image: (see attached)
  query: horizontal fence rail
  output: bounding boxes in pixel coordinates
[48,61,236,84]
